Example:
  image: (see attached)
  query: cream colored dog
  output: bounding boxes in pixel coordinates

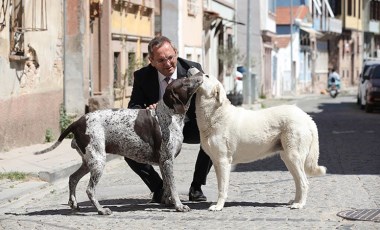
[193,71,326,211]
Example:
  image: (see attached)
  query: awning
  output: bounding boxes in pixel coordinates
[203,10,244,25]
[300,26,324,38]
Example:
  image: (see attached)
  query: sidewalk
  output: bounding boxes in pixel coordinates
[0,139,117,204]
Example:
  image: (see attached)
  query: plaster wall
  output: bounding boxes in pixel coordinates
[0,1,64,151]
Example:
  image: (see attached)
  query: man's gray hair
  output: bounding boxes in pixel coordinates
[148,36,177,58]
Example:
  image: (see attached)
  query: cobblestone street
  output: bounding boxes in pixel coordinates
[1,95,379,229]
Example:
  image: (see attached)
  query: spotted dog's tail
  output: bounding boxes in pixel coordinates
[34,120,77,155]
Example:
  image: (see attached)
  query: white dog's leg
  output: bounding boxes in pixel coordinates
[281,151,309,209]
[209,158,231,211]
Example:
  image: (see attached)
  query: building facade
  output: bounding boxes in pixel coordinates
[275,0,364,95]
[108,0,155,108]
[2,0,374,151]
[236,0,276,100]
[0,0,64,151]
[363,0,380,60]
[159,0,203,67]
[203,0,237,89]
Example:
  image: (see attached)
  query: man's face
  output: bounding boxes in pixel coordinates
[149,42,177,77]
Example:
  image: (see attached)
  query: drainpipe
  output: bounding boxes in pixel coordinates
[89,19,93,97]
[63,0,66,108]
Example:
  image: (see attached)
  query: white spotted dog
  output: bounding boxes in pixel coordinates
[35,74,203,215]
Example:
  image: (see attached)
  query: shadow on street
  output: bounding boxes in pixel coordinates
[3,198,288,216]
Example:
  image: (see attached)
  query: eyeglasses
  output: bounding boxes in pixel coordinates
[155,54,176,65]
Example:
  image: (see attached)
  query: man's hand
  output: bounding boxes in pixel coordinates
[147,103,157,110]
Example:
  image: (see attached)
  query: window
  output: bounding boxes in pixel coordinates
[329,0,342,16]
[154,0,162,36]
[227,33,233,50]
[10,0,25,59]
[370,0,380,20]
[268,0,276,14]
[187,0,198,16]
[114,52,121,88]
[373,66,380,79]
[143,53,149,65]
[348,0,353,16]
[127,52,136,86]
[357,35,360,54]
[9,0,47,62]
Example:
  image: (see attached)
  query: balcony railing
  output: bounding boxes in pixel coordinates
[327,18,342,34]
[369,21,380,34]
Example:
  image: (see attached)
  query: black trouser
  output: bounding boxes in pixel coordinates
[124,119,213,193]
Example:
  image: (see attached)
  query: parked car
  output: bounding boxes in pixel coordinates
[357,59,380,107]
[358,64,380,112]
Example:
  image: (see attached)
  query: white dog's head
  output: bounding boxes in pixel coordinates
[186,66,230,110]
[196,74,228,105]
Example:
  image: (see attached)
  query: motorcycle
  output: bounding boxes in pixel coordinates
[328,77,340,98]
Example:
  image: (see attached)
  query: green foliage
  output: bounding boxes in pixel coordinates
[0,172,29,181]
[218,46,241,69]
[259,94,267,99]
[45,128,54,143]
[59,104,74,138]
[126,54,147,87]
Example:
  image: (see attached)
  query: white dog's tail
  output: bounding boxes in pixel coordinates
[305,122,327,176]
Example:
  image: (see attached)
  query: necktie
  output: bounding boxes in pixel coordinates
[164,77,171,85]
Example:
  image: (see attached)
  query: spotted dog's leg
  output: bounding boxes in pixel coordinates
[85,149,111,215]
[159,155,190,212]
[68,162,89,211]
[68,139,90,211]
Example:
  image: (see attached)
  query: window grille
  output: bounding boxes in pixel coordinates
[187,0,198,16]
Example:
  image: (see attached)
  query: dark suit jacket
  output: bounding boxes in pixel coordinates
[128,57,203,143]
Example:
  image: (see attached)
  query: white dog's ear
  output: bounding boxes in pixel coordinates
[212,84,224,103]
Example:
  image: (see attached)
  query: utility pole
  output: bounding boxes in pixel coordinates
[290,0,295,93]
[246,0,252,104]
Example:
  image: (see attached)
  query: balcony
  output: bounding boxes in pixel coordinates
[327,18,342,34]
[122,0,153,8]
[369,21,380,34]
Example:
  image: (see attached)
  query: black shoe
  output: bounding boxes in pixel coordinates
[189,187,207,202]
[149,189,163,203]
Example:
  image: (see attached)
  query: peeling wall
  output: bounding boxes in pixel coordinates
[0,1,64,151]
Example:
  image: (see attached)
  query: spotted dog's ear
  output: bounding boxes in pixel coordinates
[173,103,186,114]
[171,86,187,114]
[163,84,187,114]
